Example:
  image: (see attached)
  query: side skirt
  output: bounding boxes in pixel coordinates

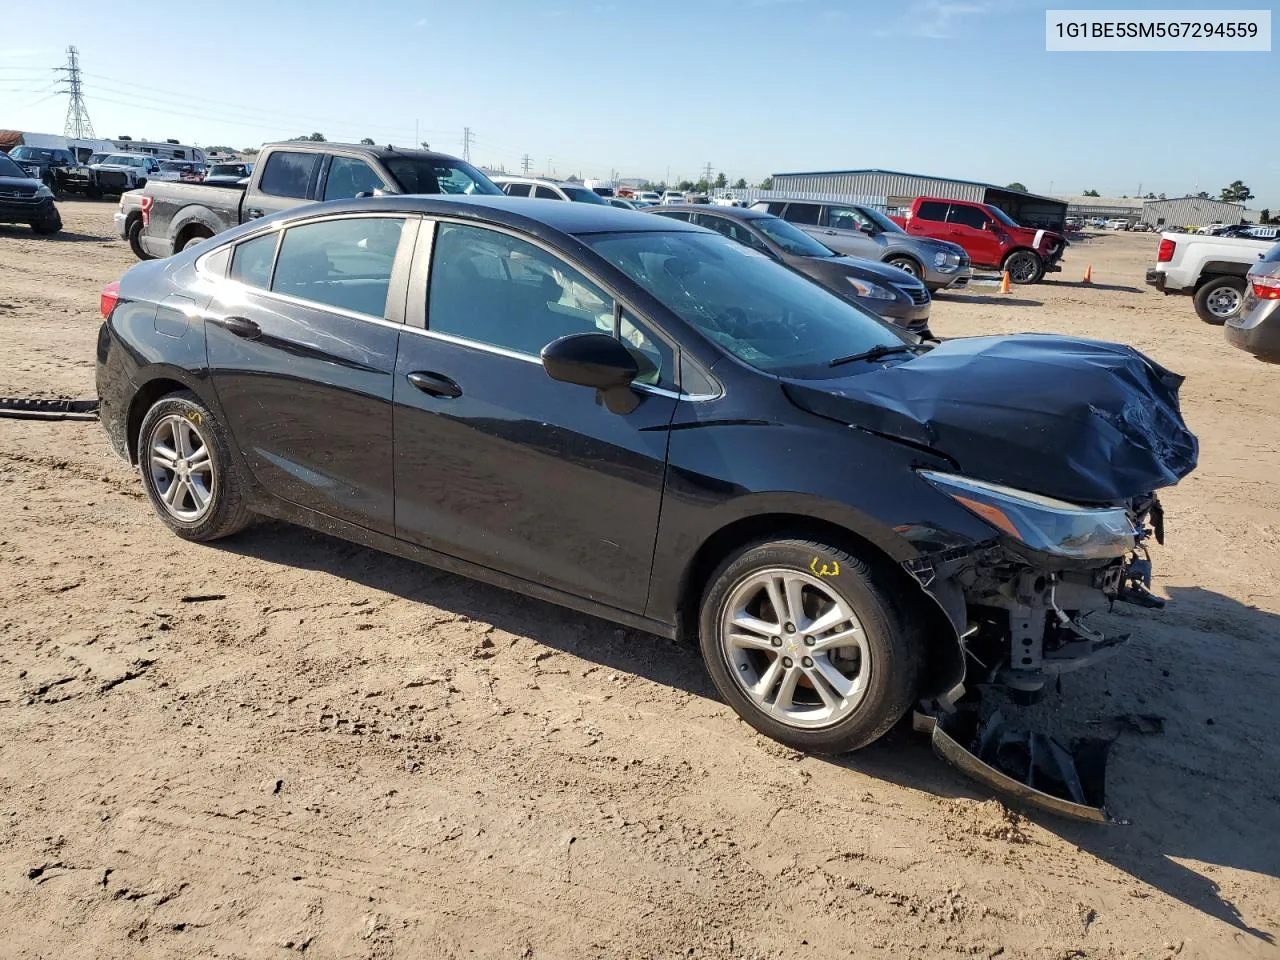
[247,497,679,641]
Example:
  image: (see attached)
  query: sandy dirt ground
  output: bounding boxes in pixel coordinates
[1,201,1277,959]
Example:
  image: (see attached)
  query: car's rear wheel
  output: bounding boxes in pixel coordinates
[1194,276,1246,325]
[886,256,922,280]
[1003,250,1044,284]
[137,391,250,541]
[699,539,920,753]
[180,230,212,252]
[127,217,153,260]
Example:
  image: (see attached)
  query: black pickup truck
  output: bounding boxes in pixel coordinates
[132,142,501,258]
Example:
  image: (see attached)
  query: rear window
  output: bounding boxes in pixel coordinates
[783,203,821,225]
[258,151,320,199]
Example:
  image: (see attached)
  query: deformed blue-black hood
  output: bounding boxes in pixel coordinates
[782,334,1198,504]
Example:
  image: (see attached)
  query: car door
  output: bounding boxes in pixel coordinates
[945,203,1001,265]
[818,205,881,259]
[319,155,388,201]
[204,212,417,535]
[392,220,679,613]
[245,149,322,220]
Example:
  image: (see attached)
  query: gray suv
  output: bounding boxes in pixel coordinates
[751,199,971,292]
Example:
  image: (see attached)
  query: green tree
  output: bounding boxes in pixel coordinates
[714,171,727,189]
[760,176,774,190]
[1144,192,1156,199]
[678,179,694,191]
[1195,191,1211,199]
[360,137,375,145]
[1261,208,1271,224]
[1158,192,1166,200]
[1220,180,1254,203]
[733,177,747,189]
[1082,188,1100,197]
[420,141,430,150]
[293,132,326,142]
[242,147,260,155]
[1006,181,1028,192]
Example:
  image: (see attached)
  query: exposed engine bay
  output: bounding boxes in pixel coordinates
[907,493,1169,821]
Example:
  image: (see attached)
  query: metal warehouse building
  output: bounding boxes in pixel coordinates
[770,169,1069,231]
[1056,195,1146,221]
[1140,196,1249,229]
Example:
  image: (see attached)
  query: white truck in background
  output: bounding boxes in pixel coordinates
[1146,231,1275,324]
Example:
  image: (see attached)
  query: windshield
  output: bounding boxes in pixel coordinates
[209,164,247,176]
[0,153,27,178]
[988,205,1020,228]
[383,156,501,196]
[856,206,905,234]
[562,186,608,205]
[583,230,902,378]
[752,215,836,258]
[10,147,54,161]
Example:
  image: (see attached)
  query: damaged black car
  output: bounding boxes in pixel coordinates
[95,197,1197,797]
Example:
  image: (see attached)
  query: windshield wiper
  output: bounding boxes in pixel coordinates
[828,343,921,367]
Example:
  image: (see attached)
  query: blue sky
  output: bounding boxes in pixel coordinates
[2,0,1274,207]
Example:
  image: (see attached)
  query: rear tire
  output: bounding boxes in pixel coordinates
[1193,276,1246,325]
[699,538,921,754]
[137,391,250,542]
[1003,250,1044,284]
[180,230,212,252]
[127,217,153,260]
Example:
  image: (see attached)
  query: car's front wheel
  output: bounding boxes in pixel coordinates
[30,207,62,235]
[1003,250,1044,284]
[137,391,250,541]
[886,256,922,280]
[699,539,920,753]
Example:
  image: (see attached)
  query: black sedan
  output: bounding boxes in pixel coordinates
[650,204,932,335]
[0,151,62,234]
[96,196,1196,755]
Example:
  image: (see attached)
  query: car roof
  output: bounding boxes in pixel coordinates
[269,194,703,237]
[655,204,773,220]
[492,176,588,189]
[262,141,468,164]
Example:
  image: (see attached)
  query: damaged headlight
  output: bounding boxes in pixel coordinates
[918,471,1137,560]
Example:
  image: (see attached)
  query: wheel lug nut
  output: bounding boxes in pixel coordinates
[771,636,782,647]
[803,636,814,646]
[782,657,793,668]
[802,656,813,668]
[784,623,796,634]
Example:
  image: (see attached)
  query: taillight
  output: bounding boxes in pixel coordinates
[140,194,153,227]
[1252,274,1280,300]
[100,280,120,318]
[1157,238,1175,262]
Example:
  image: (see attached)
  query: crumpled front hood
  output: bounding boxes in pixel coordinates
[782,334,1198,504]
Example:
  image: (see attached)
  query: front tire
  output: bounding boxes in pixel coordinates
[886,256,922,280]
[137,391,250,541]
[1003,250,1044,284]
[1193,276,1245,325]
[30,208,62,235]
[699,539,921,754]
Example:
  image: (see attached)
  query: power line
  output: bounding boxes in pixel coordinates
[55,45,95,139]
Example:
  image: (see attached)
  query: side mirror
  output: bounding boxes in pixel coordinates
[541,333,640,413]
[858,223,876,235]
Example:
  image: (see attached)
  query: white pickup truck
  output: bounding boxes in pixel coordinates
[1146,231,1275,323]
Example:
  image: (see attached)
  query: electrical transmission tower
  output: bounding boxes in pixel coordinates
[521,154,532,174]
[56,45,95,140]
[462,127,474,162]
[702,162,713,186]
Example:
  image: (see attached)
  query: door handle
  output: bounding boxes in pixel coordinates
[246,208,265,219]
[209,315,261,339]
[406,371,462,399]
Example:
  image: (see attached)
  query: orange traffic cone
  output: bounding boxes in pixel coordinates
[999,271,1011,294]
[1083,264,1093,283]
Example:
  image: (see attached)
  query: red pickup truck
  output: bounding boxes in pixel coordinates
[889,197,1067,284]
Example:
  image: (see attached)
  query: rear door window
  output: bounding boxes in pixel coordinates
[503,182,532,197]
[534,185,561,200]
[258,151,320,199]
[323,156,386,200]
[229,232,280,289]
[270,217,406,318]
[915,201,948,222]
[782,203,821,225]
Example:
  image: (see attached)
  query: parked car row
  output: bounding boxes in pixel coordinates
[0,150,62,234]
[1145,229,1274,324]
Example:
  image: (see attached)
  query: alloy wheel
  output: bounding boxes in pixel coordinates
[149,414,216,522]
[719,568,871,729]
